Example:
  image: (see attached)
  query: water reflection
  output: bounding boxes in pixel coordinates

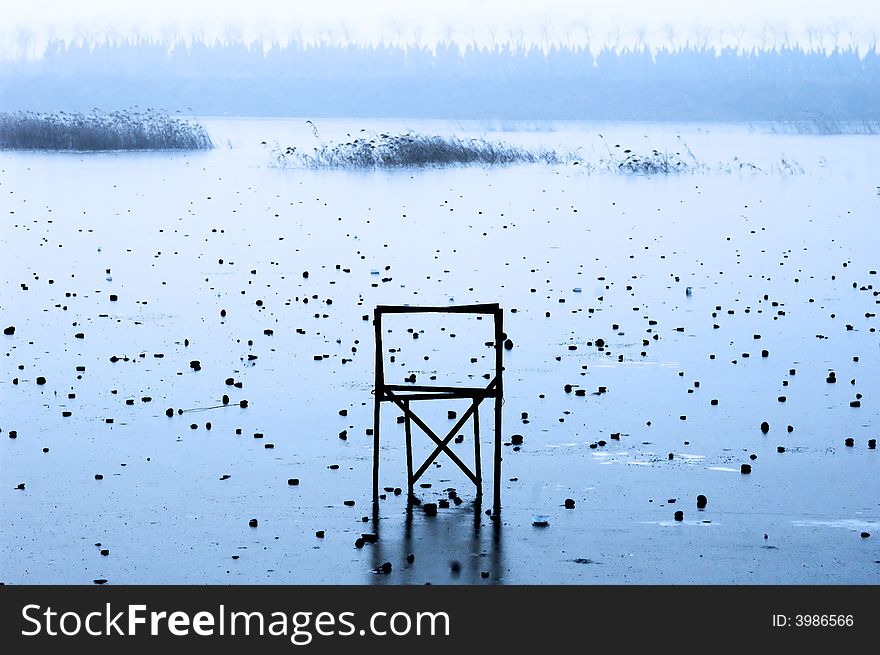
[369,496,504,584]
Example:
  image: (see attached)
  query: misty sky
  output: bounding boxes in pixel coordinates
[2,0,879,60]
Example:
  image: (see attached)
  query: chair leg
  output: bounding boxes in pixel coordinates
[372,392,381,505]
[494,391,502,515]
[404,401,414,498]
[473,402,482,498]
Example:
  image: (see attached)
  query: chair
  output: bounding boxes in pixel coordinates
[372,303,504,514]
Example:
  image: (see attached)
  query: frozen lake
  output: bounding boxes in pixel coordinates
[1,119,878,584]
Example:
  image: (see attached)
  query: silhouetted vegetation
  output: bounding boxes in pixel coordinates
[612,148,703,175]
[269,128,804,175]
[272,132,568,168]
[269,129,705,173]
[0,109,213,151]
[762,119,880,135]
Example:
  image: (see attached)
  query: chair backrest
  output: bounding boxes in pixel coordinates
[373,303,504,401]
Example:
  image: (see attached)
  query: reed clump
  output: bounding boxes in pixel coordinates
[0,108,213,151]
[272,131,568,169]
[269,125,802,176]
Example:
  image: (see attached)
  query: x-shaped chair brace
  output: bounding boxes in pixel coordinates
[385,378,497,492]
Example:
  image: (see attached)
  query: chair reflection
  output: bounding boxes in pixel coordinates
[368,495,504,584]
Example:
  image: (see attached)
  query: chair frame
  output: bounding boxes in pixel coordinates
[372,303,504,514]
